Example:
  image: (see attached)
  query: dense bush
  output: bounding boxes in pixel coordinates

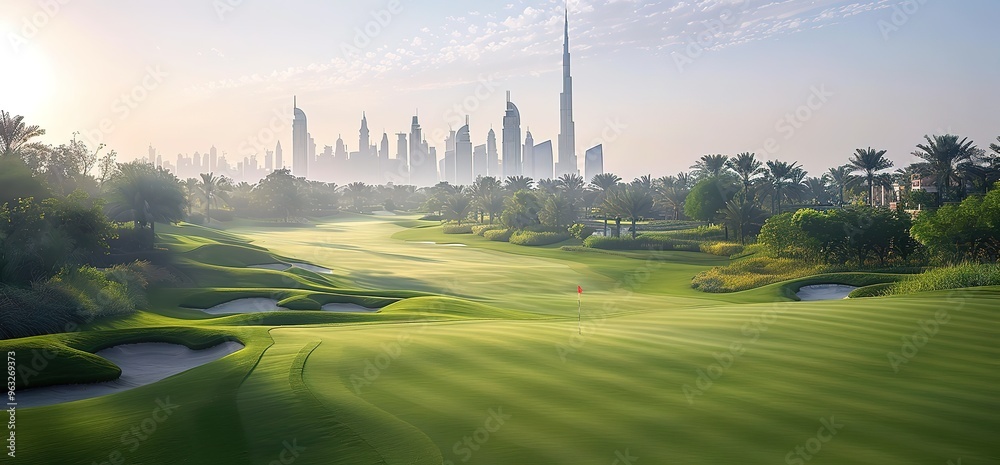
[584,234,701,251]
[691,257,827,293]
[472,224,505,236]
[568,223,596,240]
[651,225,727,241]
[483,229,514,242]
[509,230,571,246]
[419,214,444,221]
[876,263,1000,296]
[442,223,474,234]
[700,242,745,257]
[757,206,920,266]
[187,212,206,225]
[911,187,1000,263]
[0,260,169,339]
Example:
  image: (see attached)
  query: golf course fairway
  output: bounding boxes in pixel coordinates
[5,214,997,464]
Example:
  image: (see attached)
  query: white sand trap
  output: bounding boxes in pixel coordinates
[18,341,243,408]
[321,303,379,313]
[289,262,333,274]
[248,263,291,271]
[371,210,397,216]
[411,241,466,247]
[796,284,858,301]
[439,243,467,247]
[203,298,286,315]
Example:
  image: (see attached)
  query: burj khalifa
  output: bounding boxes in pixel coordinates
[556,9,578,177]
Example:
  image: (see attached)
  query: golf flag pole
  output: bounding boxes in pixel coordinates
[577,285,583,335]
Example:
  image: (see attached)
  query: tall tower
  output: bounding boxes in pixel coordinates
[556,9,578,177]
[275,141,283,170]
[292,96,309,178]
[409,114,432,186]
[359,113,370,158]
[487,128,498,177]
[502,91,522,177]
[523,129,535,180]
[456,117,473,186]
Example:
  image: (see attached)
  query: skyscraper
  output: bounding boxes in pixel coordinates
[502,92,522,177]
[533,140,554,180]
[275,141,283,170]
[522,129,535,179]
[487,128,498,177]
[210,145,218,172]
[335,136,347,161]
[359,113,370,158]
[292,97,308,178]
[474,144,487,179]
[556,9,578,177]
[409,114,435,186]
[456,117,473,186]
[396,133,408,163]
[444,128,456,184]
[585,144,604,182]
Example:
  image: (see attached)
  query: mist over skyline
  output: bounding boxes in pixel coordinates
[3,0,998,181]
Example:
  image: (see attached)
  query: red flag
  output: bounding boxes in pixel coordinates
[577,285,583,294]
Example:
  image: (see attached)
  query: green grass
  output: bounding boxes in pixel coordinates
[4,214,998,464]
[872,263,1000,297]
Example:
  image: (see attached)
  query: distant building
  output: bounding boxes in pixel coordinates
[585,144,604,181]
[456,118,473,186]
[473,144,487,179]
[502,92,522,177]
[533,141,554,181]
[522,129,535,179]
[274,141,283,170]
[556,9,578,177]
[487,128,499,177]
[409,114,436,186]
[292,97,308,178]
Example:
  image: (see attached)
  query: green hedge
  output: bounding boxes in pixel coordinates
[484,229,514,242]
[472,224,506,236]
[700,241,745,257]
[442,224,475,234]
[583,234,701,251]
[509,231,571,246]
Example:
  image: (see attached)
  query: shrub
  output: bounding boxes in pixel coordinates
[472,224,505,236]
[443,223,474,234]
[880,263,1000,296]
[484,229,513,242]
[419,214,444,221]
[0,284,80,339]
[568,223,596,240]
[651,225,727,241]
[700,241,745,257]
[583,234,700,251]
[691,257,827,293]
[509,230,571,246]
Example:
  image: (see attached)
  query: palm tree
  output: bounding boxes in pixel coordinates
[183,178,199,216]
[0,111,46,157]
[343,182,371,211]
[630,174,653,193]
[848,147,894,206]
[765,160,801,214]
[556,173,586,215]
[726,152,764,194]
[912,134,977,205]
[537,178,559,194]
[470,176,503,223]
[653,176,689,220]
[443,191,474,225]
[106,161,186,248]
[803,177,829,205]
[675,172,693,189]
[602,185,654,239]
[825,165,855,206]
[691,154,729,179]
[589,173,621,234]
[198,172,231,222]
[504,175,534,193]
[721,195,766,245]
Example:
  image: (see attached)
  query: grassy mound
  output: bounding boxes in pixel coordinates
[872,263,1000,296]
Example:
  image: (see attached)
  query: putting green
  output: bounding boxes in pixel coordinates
[6,214,998,464]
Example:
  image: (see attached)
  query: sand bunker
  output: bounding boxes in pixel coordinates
[796,284,858,301]
[321,303,379,313]
[248,263,291,271]
[203,298,287,315]
[411,241,467,247]
[18,341,243,408]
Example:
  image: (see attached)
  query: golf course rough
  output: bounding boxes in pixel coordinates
[2,214,997,464]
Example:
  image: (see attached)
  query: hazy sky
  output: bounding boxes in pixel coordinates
[3,0,998,180]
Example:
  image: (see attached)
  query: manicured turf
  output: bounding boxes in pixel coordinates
[5,215,998,464]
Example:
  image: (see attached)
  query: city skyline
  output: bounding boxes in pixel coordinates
[4,1,999,181]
